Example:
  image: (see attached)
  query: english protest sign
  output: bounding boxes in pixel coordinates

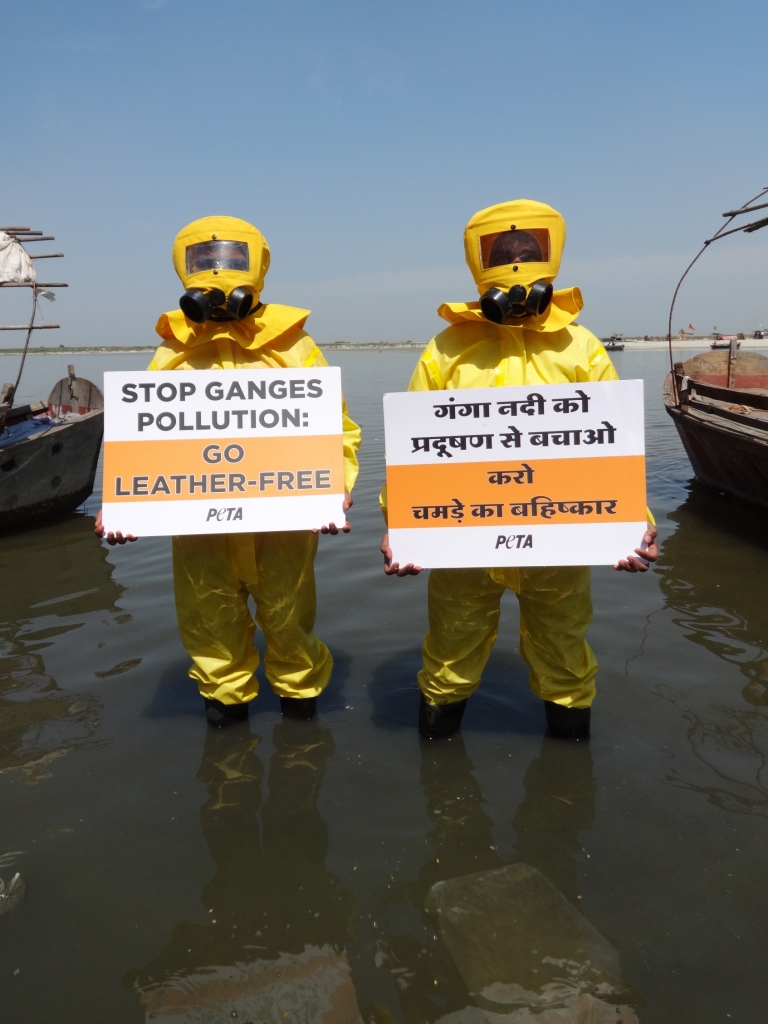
[101,368,345,537]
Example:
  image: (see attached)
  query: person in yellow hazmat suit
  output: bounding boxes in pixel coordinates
[96,216,361,727]
[380,200,658,741]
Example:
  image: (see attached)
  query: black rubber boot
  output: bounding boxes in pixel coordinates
[544,700,591,740]
[203,697,250,728]
[280,695,317,720]
[419,694,468,739]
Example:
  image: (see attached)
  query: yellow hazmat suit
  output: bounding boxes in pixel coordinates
[151,217,361,705]
[384,200,624,711]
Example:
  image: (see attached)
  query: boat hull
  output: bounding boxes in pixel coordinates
[665,403,768,508]
[0,411,103,530]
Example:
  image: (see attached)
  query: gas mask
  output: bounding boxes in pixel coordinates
[179,240,256,322]
[172,217,271,324]
[463,201,566,325]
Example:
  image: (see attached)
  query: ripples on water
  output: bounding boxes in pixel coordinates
[0,349,767,1023]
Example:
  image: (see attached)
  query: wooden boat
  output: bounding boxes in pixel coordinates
[0,367,103,530]
[664,187,768,509]
[0,226,103,531]
[663,348,768,509]
[711,334,742,350]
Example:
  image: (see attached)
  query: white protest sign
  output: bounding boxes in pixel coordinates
[384,379,647,568]
[101,368,345,537]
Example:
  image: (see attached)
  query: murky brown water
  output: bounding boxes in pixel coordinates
[1,349,767,1023]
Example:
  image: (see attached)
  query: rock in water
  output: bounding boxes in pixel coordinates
[138,945,363,1023]
[426,863,637,1019]
[0,873,25,916]
[432,997,638,1023]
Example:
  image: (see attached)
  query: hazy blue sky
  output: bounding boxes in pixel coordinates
[2,0,767,347]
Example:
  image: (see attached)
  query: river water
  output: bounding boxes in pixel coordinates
[1,349,767,1023]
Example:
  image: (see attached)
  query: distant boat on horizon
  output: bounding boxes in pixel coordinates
[602,333,625,351]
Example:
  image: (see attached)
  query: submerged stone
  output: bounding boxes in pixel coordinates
[426,863,635,1018]
[433,996,639,1023]
[137,945,363,1024]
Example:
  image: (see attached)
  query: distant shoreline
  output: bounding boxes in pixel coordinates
[0,338,766,356]
[0,342,427,356]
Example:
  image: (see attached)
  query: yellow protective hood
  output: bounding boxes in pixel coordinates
[446,199,580,333]
[465,199,565,294]
[155,302,310,352]
[172,216,270,299]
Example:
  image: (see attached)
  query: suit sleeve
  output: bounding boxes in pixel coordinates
[307,347,362,494]
[379,341,444,523]
[407,343,445,392]
[585,333,620,382]
[583,331,653,524]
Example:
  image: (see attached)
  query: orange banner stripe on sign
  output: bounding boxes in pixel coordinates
[386,455,646,528]
[104,434,344,502]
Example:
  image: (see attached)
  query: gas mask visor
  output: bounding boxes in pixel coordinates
[478,228,554,324]
[479,228,550,269]
[180,240,254,322]
[185,239,250,274]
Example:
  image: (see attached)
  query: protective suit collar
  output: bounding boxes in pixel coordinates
[155,303,310,352]
[438,286,583,334]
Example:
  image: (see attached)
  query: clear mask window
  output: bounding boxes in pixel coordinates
[185,240,250,274]
[479,228,550,270]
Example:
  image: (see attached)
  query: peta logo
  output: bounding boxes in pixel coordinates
[495,534,533,549]
[206,508,243,522]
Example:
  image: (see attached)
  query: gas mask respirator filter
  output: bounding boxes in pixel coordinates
[480,279,553,324]
[179,286,254,323]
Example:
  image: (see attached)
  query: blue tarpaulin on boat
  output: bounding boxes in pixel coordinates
[0,417,55,449]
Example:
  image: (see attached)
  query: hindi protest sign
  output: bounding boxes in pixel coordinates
[101,368,345,537]
[384,379,646,568]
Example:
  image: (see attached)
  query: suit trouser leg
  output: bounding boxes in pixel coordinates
[172,531,332,704]
[418,568,506,705]
[173,533,260,704]
[249,531,333,700]
[418,565,598,709]
[516,566,598,708]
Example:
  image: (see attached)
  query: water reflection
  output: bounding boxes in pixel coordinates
[366,736,630,1023]
[513,738,596,907]
[0,516,124,782]
[421,740,635,1023]
[659,486,768,815]
[365,737,499,1023]
[129,720,359,1023]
